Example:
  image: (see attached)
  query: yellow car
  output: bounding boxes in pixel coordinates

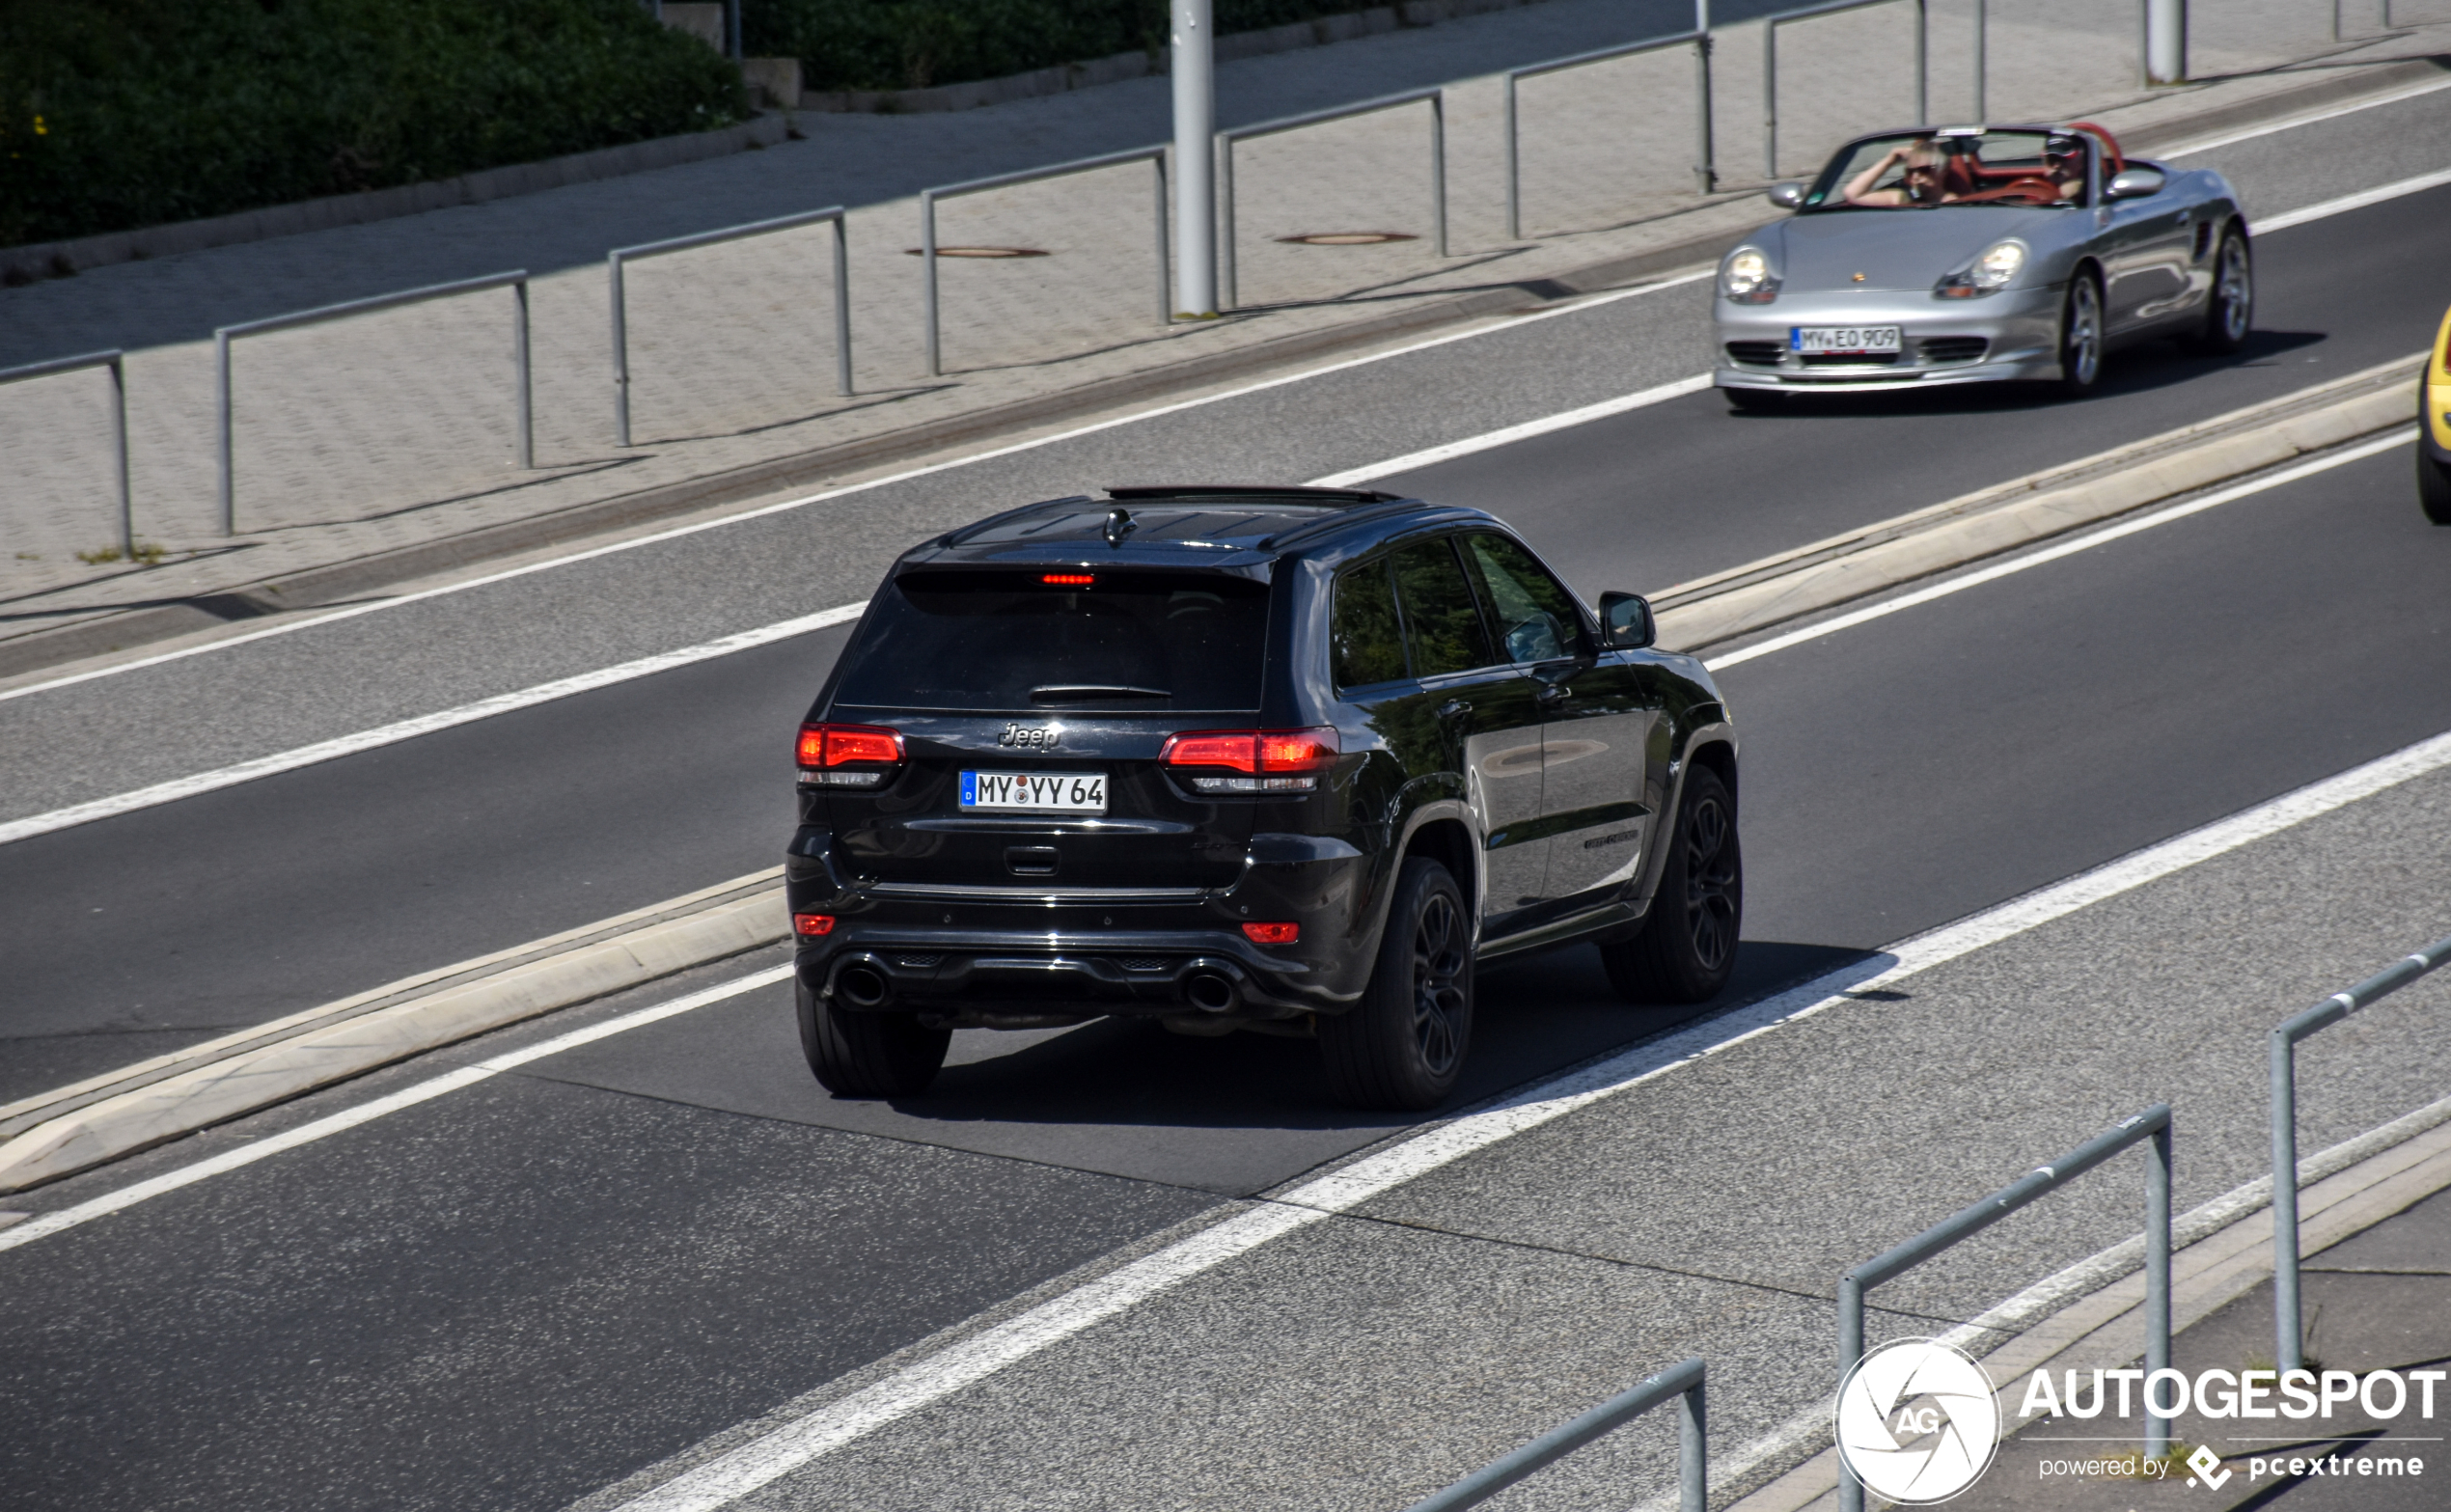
[2425,304,2451,525]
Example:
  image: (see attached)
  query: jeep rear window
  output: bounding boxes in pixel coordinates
[832,569,1269,713]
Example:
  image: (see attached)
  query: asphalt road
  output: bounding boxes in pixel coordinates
[1,83,2449,1512]
[5,91,2449,1100]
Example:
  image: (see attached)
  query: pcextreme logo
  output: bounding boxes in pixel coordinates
[1835,1339,2001,1503]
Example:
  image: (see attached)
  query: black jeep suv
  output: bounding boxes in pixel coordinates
[786,486,1741,1110]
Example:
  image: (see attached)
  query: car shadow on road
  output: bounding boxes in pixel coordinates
[1719,329,2327,419]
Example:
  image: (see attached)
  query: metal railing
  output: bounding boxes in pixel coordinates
[1403,1357,1707,1512]
[921,147,1170,376]
[1,349,130,558]
[214,271,532,536]
[2270,932,2451,1372]
[1836,1106,2173,1512]
[1765,0,1928,179]
[1502,31,1715,240]
[1218,86,1447,311]
[611,206,851,447]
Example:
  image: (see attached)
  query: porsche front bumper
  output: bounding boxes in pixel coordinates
[1713,287,2064,390]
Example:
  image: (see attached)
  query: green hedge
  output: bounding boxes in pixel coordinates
[1,0,748,249]
[748,0,1395,94]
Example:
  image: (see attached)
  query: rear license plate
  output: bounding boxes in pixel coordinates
[960,771,1108,813]
[1792,324,1903,355]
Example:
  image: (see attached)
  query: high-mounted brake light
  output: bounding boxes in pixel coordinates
[1040,572,1095,586]
[1159,727,1339,793]
[796,723,905,787]
[1241,921,1300,945]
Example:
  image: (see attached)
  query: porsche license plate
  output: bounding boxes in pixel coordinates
[960,770,1108,813]
[1792,325,1902,355]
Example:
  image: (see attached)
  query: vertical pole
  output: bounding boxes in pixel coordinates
[612,255,632,446]
[1973,0,1987,124]
[1429,92,1447,259]
[108,354,132,557]
[2332,0,2342,41]
[1504,73,1521,240]
[1837,1271,1864,1512]
[1693,34,1717,194]
[1678,1378,1708,1512]
[831,215,854,396]
[1218,138,1238,311]
[512,277,533,470]
[1153,152,1171,326]
[2272,1030,2304,1374]
[216,329,235,536]
[726,0,741,59]
[1170,0,1218,317]
[923,191,942,376]
[1763,22,1778,180]
[2146,1119,2173,1460]
[2144,0,2187,85]
[1914,0,1928,126]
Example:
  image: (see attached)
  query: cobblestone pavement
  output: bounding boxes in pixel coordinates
[2,0,2439,629]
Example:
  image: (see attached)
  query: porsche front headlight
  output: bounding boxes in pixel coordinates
[1722,249,1776,303]
[1940,240,2026,298]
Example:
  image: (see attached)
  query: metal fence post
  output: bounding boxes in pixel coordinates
[512,276,533,470]
[1504,74,1522,239]
[1401,1357,1708,1512]
[2144,0,2188,85]
[1153,151,1172,327]
[1694,33,1717,194]
[2272,1028,2304,1372]
[1914,0,1928,125]
[1764,19,1780,180]
[1218,136,1239,311]
[2147,1116,2173,1459]
[611,254,633,447]
[1429,90,1448,260]
[923,189,942,376]
[1973,0,1987,123]
[216,331,235,536]
[1837,1269,1865,1512]
[831,215,854,396]
[1678,1372,1707,1512]
[0,349,134,556]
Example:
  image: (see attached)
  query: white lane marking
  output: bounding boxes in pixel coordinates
[0,604,867,847]
[2252,164,2451,234]
[597,726,2451,1512]
[2163,71,2451,157]
[1702,427,2418,672]
[0,270,1713,708]
[0,965,794,1254]
[1306,373,1716,486]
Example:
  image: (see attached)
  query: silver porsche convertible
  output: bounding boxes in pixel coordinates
[1712,124,2252,406]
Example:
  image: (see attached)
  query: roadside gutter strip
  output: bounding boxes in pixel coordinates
[1725,1099,2451,1511]
[0,871,786,1193]
[0,361,2425,1194]
[6,56,2442,685]
[1652,354,2424,653]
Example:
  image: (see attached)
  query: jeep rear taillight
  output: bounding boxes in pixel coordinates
[1158,727,1339,793]
[796,723,905,787]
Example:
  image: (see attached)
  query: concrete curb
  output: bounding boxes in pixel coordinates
[1728,1098,2451,1511]
[1654,355,2424,654]
[7,55,2442,686]
[0,871,786,1193]
[0,115,792,288]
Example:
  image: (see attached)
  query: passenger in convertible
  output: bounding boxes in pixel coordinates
[1842,139,1960,206]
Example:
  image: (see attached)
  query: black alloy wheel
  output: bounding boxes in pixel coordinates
[1600,765,1743,1003]
[1322,857,1473,1110]
[2055,271,2105,398]
[799,980,950,1097]
[2189,230,2253,356]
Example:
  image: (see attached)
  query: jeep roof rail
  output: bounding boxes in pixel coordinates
[939,494,1096,547]
[1103,484,1404,506]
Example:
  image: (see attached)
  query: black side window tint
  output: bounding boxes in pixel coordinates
[1391,538,1496,677]
[1332,558,1407,689]
[1461,534,1584,664]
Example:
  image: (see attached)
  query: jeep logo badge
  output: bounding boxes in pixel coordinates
[999,724,1060,750]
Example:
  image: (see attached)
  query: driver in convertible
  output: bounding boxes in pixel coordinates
[1843,140,1960,206]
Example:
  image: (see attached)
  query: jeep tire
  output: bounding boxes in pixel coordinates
[1322,858,1473,1110]
[800,980,950,1097]
[1601,765,1743,1003]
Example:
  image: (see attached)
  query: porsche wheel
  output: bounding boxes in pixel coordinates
[2188,230,2252,357]
[2055,272,2104,398]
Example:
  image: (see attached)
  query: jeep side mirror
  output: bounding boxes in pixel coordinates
[1767,181,1805,209]
[2106,166,2166,200]
[1598,591,1654,649]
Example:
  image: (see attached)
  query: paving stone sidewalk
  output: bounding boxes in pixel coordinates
[2,0,2439,644]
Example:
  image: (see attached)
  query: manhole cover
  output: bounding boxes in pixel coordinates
[1277,232,1418,245]
[903,246,1052,258]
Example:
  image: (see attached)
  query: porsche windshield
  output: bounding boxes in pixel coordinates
[1802,129,2089,210]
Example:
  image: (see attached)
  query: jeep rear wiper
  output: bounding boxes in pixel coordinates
[1029,683,1171,701]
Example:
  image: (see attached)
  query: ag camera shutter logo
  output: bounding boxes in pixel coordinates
[1835,1338,2001,1503]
